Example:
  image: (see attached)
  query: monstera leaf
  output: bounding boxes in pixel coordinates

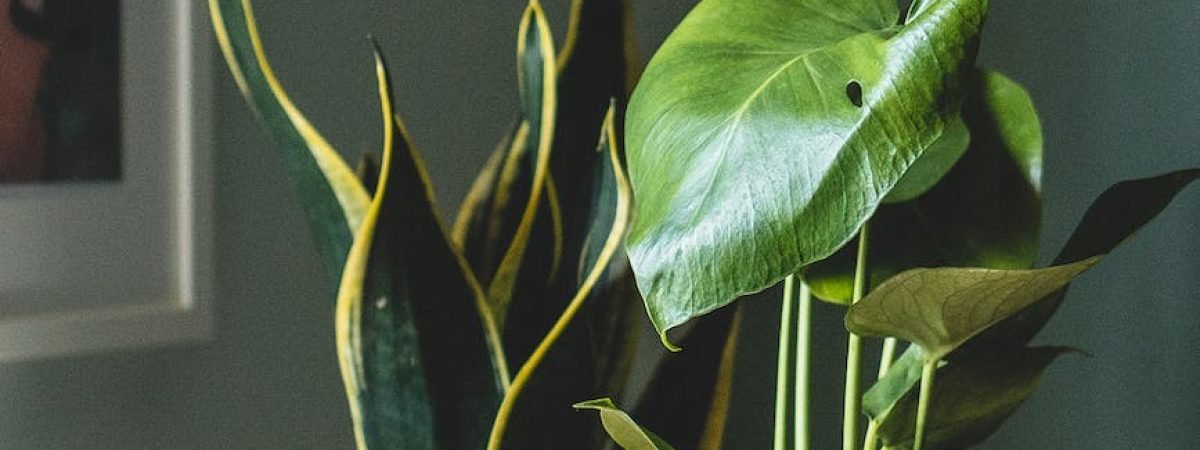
[211,0,370,281]
[804,70,1044,304]
[624,0,989,347]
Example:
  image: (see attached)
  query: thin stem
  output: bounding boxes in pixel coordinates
[862,338,899,450]
[774,274,798,450]
[843,223,870,450]
[913,360,938,450]
[794,281,812,450]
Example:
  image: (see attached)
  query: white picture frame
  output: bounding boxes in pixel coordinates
[0,1,213,361]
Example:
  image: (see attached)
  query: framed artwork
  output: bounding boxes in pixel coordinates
[0,0,213,360]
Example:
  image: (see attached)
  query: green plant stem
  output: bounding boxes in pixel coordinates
[913,360,938,450]
[862,337,899,450]
[793,281,812,450]
[843,223,870,450]
[774,274,797,450]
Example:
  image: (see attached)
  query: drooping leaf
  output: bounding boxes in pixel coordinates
[487,106,635,450]
[210,0,369,281]
[633,306,741,450]
[874,347,1072,450]
[574,398,677,450]
[624,0,990,347]
[845,257,1098,362]
[985,168,1200,345]
[805,70,1043,304]
[862,344,926,421]
[334,45,507,450]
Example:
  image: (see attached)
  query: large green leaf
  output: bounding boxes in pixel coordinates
[874,347,1071,450]
[633,306,741,450]
[334,45,507,450]
[804,70,1043,304]
[574,398,677,450]
[984,168,1200,345]
[210,0,370,281]
[487,106,635,450]
[624,0,989,347]
[845,257,1098,362]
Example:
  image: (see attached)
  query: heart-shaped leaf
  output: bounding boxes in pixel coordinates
[334,45,507,449]
[805,70,1043,304]
[845,257,1098,362]
[210,0,370,281]
[487,106,635,449]
[574,398,677,450]
[624,0,989,347]
[874,347,1071,450]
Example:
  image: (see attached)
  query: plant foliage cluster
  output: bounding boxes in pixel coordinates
[212,0,1197,449]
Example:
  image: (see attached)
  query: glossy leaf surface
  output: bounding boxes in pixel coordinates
[210,0,369,281]
[334,46,506,449]
[624,0,989,346]
[805,70,1043,303]
[846,257,1098,362]
[574,398,677,450]
[875,347,1070,449]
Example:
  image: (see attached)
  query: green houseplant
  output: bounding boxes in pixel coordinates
[211,0,1197,449]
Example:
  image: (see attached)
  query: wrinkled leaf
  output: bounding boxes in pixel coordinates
[634,306,741,450]
[845,257,1098,362]
[985,168,1200,345]
[574,398,677,450]
[334,45,507,450]
[805,70,1043,304]
[488,106,634,450]
[875,347,1071,449]
[210,0,369,281]
[624,0,989,347]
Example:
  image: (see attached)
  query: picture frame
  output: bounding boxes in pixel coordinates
[0,1,213,360]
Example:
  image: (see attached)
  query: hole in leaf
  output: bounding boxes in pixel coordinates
[846,81,864,108]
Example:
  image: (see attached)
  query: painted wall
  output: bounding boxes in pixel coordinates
[0,1,1195,448]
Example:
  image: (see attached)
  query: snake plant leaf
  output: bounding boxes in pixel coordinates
[574,398,677,450]
[874,347,1072,449]
[846,257,1098,362]
[335,45,507,450]
[633,306,741,450]
[624,0,989,347]
[804,70,1043,304]
[482,0,560,331]
[983,168,1200,346]
[552,0,641,264]
[210,0,369,281]
[488,106,634,450]
[863,344,926,421]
